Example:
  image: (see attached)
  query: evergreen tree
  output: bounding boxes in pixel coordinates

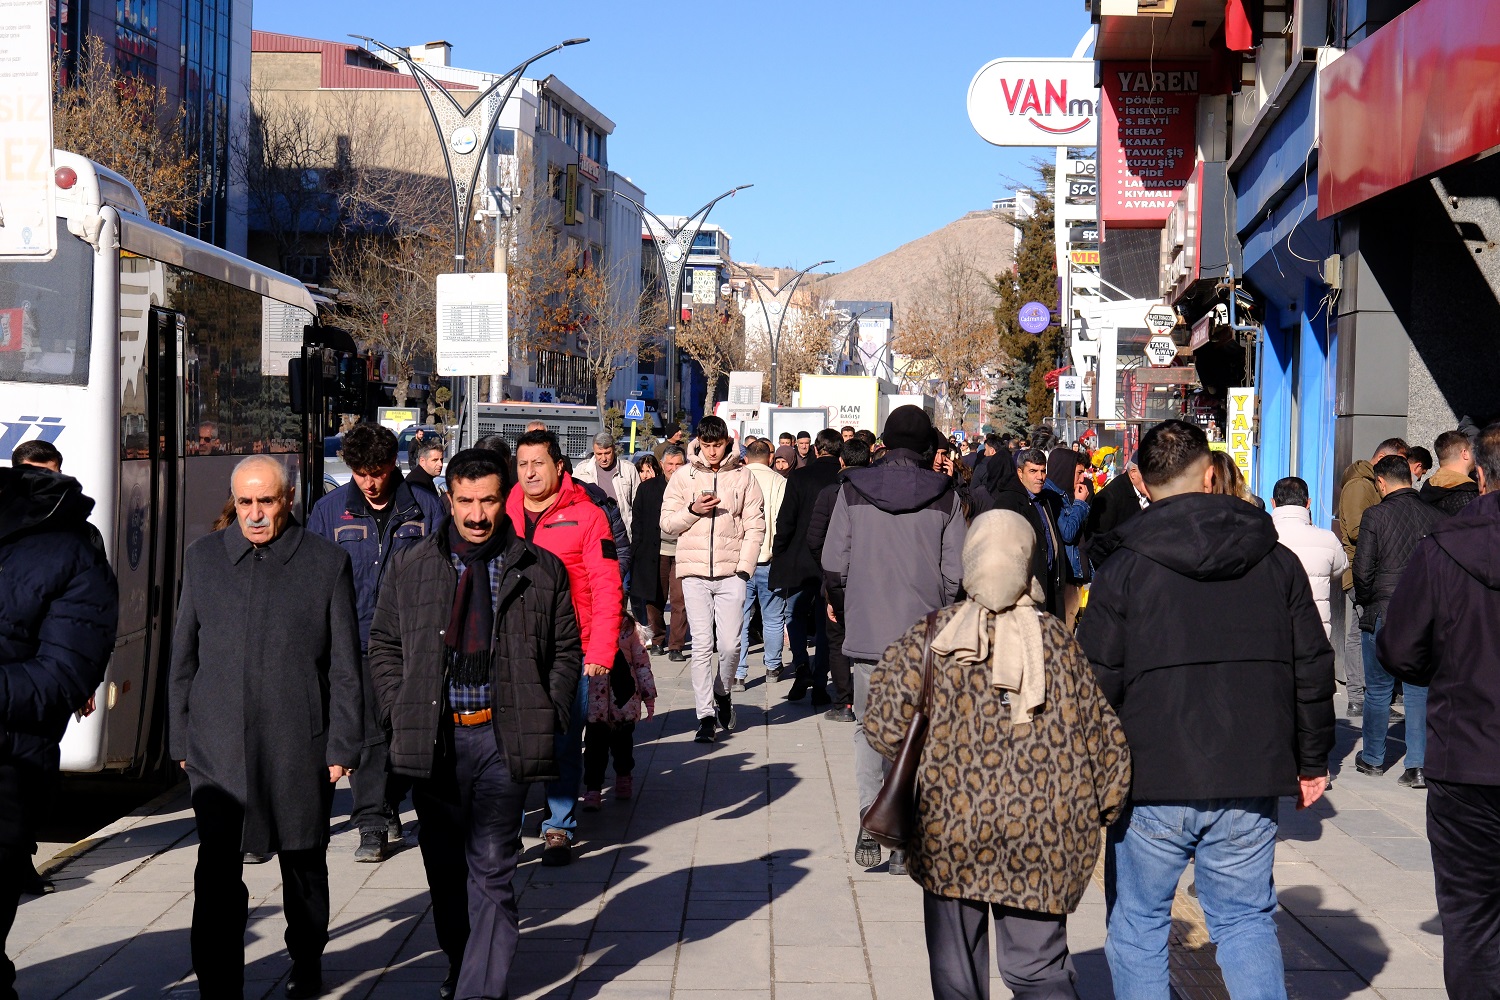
[991,167,1060,434]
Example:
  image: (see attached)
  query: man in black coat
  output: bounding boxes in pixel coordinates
[630,447,688,655]
[0,466,116,999]
[806,435,873,720]
[169,456,363,999]
[369,449,582,1000]
[1077,419,1334,998]
[1379,423,1500,996]
[1352,454,1445,785]
[984,447,1066,617]
[770,428,843,694]
[1084,461,1149,564]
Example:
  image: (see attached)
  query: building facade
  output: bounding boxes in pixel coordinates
[50,0,251,253]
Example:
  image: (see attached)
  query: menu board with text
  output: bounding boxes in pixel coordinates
[1099,62,1201,226]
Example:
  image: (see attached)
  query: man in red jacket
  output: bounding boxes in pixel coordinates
[506,429,620,865]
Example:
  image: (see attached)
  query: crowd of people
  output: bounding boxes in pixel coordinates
[2,406,1499,1000]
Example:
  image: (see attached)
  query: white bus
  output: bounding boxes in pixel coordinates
[0,152,318,774]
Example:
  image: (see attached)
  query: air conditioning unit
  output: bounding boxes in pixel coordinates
[1293,0,1330,61]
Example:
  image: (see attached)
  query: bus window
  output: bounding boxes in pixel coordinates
[0,222,94,386]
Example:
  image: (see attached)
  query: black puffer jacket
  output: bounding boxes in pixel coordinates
[0,467,117,773]
[1353,487,1445,630]
[368,519,582,782]
[1077,492,1335,801]
[1418,474,1479,517]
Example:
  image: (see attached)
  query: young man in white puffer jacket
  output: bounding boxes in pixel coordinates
[661,416,765,744]
[1271,475,1348,639]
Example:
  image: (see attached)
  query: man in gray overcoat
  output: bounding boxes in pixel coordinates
[169,456,362,999]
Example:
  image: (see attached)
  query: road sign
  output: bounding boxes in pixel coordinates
[1144,336,1178,367]
[1018,301,1051,335]
[1058,375,1083,402]
[623,398,646,422]
[1144,305,1177,337]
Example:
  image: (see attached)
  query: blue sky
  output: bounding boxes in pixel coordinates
[251,2,1092,273]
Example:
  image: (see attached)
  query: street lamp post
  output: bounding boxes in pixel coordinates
[351,33,587,446]
[730,260,833,404]
[619,186,751,429]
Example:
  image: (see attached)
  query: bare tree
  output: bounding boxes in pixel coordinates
[565,253,657,409]
[895,246,1001,429]
[743,289,840,405]
[676,297,746,415]
[52,36,198,224]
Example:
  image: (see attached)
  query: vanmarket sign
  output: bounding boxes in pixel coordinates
[968,58,1099,148]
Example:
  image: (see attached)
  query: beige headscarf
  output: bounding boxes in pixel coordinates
[930,509,1048,731]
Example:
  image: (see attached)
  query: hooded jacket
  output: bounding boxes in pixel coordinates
[0,467,118,777]
[821,449,967,661]
[659,447,765,579]
[505,473,622,668]
[1077,492,1336,801]
[1418,467,1480,517]
[1337,459,1380,591]
[1352,487,1445,630]
[1378,491,1500,785]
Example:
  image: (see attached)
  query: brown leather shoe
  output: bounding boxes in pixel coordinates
[542,830,572,867]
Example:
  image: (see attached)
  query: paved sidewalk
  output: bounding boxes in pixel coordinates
[19,650,1444,999]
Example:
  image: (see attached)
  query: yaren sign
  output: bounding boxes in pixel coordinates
[968,58,1099,147]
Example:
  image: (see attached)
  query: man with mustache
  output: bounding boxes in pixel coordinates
[169,456,363,998]
[370,449,581,1000]
[308,422,443,863]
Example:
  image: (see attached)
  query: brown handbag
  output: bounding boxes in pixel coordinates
[861,610,940,850]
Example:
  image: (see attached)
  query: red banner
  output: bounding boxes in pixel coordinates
[1099,62,1201,226]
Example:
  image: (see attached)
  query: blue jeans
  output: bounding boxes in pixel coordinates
[1361,614,1426,769]
[541,674,588,840]
[738,564,788,677]
[1105,799,1284,1000]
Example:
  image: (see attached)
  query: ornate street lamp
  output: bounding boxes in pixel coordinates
[618,185,751,427]
[730,260,833,404]
[351,33,586,443]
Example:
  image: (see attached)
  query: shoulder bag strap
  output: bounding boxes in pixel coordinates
[918,610,940,713]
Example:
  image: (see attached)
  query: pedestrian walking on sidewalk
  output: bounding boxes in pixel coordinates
[583,612,658,810]
[169,457,363,999]
[307,423,443,864]
[630,447,689,656]
[1077,419,1335,1000]
[771,428,844,704]
[806,434,874,719]
[823,405,966,873]
[660,416,766,745]
[1353,454,1444,786]
[574,432,641,542]
[1271,477,1348,640]
[1379,423,1500,998]
[735,439,789,691]
[985,448,1067,618]
[1337,437,1408,716]
[506,430,621,866]
[1043,449,1093,630]
[865,509,1130,1000]
[369,449,582,1000]
[0,465,116,1000]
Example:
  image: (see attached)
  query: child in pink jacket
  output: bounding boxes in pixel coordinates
[583,614,658,807]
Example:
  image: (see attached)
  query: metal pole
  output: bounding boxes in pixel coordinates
[730,259,832,404]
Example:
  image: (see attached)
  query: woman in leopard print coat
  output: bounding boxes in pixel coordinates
[864,510,1131,997]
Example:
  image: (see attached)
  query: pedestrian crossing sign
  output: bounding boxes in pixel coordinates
[624,398,646,422]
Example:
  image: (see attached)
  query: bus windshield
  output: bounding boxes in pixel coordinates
[0,221,94,386]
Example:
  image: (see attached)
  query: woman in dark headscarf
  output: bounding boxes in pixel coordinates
[1043,448,1092,628]
[772,445,797,477]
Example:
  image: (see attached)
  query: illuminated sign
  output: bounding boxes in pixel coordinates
[968,58,1099,147]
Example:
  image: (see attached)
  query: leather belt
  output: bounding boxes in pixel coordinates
[452,708,493,726]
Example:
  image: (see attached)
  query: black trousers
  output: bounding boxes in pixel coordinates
[826,588,853,706]
[413,723,529,1000]
[584,721,636,789]
[351,654,410,836]
[923,891,1077,1000]
[0,761,47,1000]
[1429,778,1500,999]
[190,783,333,997]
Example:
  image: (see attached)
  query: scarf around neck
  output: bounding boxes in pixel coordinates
[445,520,507,685]
[930,509,1048,731]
